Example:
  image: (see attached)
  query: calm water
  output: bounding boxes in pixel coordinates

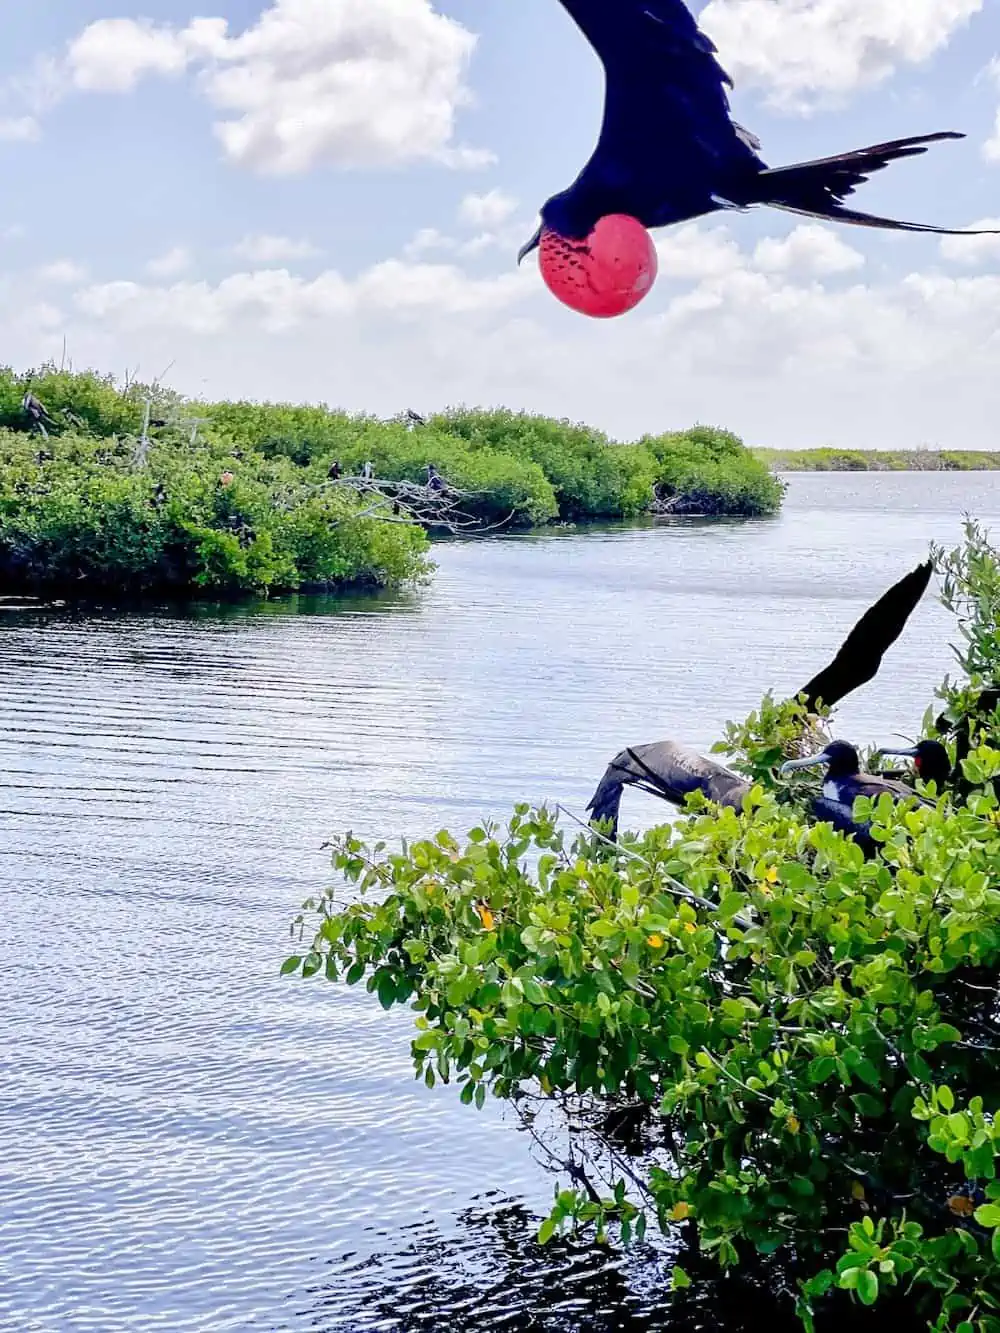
[2,472,999,1332]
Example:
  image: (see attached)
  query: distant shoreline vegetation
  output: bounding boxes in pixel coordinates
[0,364,781,600]
[757,448,1000,472]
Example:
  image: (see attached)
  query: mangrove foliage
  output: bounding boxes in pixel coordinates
[0,364,782,597]
[287,520,1000,1331]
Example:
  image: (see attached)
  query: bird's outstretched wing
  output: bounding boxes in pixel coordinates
[555,0,763,194]
[797,561,933,712]
[587,739,747,830]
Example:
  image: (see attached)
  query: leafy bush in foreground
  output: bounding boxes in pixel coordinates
[286,523,1000,1330]
[0,431,429,595]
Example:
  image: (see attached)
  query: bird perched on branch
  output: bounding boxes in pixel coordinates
[875,739,952,790]
[22,391,57,436]
[780,740,938,857]
[587,561,933,834]
[518,0,1000,317]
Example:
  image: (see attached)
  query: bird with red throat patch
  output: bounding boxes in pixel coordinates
[518,0,1000,319]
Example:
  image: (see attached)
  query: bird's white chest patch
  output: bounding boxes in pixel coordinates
[822,777,840,802]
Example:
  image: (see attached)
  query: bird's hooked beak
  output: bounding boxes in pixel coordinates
[779,751,832,775]
[875,746,920,759]
[517,224,543,266]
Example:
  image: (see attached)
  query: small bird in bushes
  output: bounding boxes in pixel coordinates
[219,471,235,487]
[518,0,1000,317]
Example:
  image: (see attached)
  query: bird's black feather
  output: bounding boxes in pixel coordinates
[586,740,748,834]
[541,1,1000,240]
[797,561,933,713]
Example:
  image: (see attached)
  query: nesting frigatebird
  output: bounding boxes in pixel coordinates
[587,561,933,835]
[875,739,952,790]
[781,739,942,856]
[518,0,1000,314]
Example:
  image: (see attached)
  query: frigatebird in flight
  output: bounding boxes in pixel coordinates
[519,0,999,311]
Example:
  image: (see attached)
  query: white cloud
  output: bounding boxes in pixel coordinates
[37,260,89,285]
[458,190,518,229]
[232,234,322,263]
[27,1,490,174]
[654,224,745,281]
[985,61,1000,162]
[700,0,985,109]
[73,258,529,335]
[403,227,455,258]
[8,219,1000,453]
[753,224,865,274]
[0,116,40,142]
[66,18,198,93]
[146,247,193,279]
[939,220,1000,265]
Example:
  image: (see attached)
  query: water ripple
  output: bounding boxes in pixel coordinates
[2,473,999,1329]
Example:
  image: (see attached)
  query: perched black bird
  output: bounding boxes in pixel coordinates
[22,391,56,435]
[519,0,1000,270]
[405,409,427,428]
[875,739,952,790]
[781,740,936,854]
[426,463,445,493]
[587,561,933,834]
[329,460,342,480]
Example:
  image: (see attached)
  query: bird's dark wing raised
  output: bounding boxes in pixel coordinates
[555,0,762,194]
[797,561,933,712]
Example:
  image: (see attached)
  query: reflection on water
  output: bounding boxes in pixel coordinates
[2,472,1000,1330]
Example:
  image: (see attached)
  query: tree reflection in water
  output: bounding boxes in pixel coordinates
[295,1191,926,1332]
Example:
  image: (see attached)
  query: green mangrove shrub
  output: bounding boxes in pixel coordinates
[286,523,1000,1331]
[0,430,429,595]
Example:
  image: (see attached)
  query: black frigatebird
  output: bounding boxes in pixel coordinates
[875,739,952,790]
[780,739,937,855]
[519,1,999,285]
[587,561,933,835]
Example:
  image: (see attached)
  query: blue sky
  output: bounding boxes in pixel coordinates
[1,0,999,448]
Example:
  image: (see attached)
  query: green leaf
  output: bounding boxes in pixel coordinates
[280,955,303,976]
[345,960,366,986]
[377,972,397,1010]
[671,1266,692,1291]
[852,1094,886,1118]
[856,1271,879,1306]
[937,1084,956,1112]
[589,920,620,939]
[974,1205,1000,1228]
[808,1057,836,1085]
[928,1023,963,1047]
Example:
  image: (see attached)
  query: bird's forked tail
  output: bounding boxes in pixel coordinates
[752,132,1000,235]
